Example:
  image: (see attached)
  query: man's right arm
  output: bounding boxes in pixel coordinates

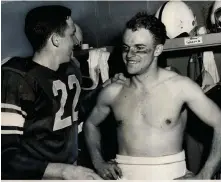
[84,87,112,166]
[84,84,122,179]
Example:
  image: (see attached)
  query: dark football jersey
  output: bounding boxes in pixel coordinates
[58,59,103,122]
[1,57,81,179]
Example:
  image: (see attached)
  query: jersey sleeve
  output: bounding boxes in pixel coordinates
[1,69,48,179]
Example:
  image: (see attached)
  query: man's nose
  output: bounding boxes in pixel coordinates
[126,48,136,59]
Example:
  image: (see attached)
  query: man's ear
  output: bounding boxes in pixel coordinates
[51,33,60,47]
[154,44,164,57]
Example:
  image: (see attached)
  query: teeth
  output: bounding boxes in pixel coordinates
[128,61,137,64]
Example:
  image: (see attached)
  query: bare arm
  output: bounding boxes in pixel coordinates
[182,78,221,179]
[44,163,101,180]
[84,86,113,166]
[84,84,122,179]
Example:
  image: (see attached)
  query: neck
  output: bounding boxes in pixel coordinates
[131,57,159,88]
[32,48,60,71]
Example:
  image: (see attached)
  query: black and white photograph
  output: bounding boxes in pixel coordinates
[1,0,221,180]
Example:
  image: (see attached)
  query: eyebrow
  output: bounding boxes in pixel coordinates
[122,43,146,47]
[134,44,146,47]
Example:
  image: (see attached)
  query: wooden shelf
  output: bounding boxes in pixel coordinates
[163,32,221,52]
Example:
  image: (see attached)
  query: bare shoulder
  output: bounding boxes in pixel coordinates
[160,68,184,85]
[161,69,197,86]
[170,74,205,99]
[97,81,125,105]
[174,75,200,89]
[160,69,203,96]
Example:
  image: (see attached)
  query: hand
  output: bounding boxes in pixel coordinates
[175,169,197,180]
[94,161,122,180]
[102,73,127,87]
[62,165,102,180]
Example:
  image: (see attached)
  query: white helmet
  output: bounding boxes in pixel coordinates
[74,23,83,45]
[210,1,221,32]
[155,1,197,39]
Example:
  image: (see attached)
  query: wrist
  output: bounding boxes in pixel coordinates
[197,169,212,179]
[61,164,69,179]
[62,164,77,180]
[44,163,66,179]
[92,159,105,168]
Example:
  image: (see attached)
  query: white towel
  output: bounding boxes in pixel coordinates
[116,151,187,180]
[203,51,220,83]
[86,48,110,90]
[99,49,110,83]
[87,49,101,90]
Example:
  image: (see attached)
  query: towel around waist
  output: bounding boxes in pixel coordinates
[116,150,185,165]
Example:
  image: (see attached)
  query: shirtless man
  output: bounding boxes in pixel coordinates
[84,12,221,180]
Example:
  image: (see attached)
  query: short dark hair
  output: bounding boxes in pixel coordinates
[25,5,71,52]
[126,12,167,45]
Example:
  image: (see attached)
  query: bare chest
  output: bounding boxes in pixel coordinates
[112,86,184,128]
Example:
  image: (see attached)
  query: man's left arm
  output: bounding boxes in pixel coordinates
[182,77,221,179]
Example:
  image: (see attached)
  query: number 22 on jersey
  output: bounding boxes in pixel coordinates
[52,75,81,131]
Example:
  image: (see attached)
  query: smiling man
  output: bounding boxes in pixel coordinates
[84,12,221,180]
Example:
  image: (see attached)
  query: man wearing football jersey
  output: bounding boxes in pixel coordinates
[1,5,102,180]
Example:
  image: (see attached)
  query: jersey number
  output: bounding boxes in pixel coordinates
[52,75,81,131]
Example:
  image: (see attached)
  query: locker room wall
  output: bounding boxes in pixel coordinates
[1,1,162,58]
[1,1,221,75]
